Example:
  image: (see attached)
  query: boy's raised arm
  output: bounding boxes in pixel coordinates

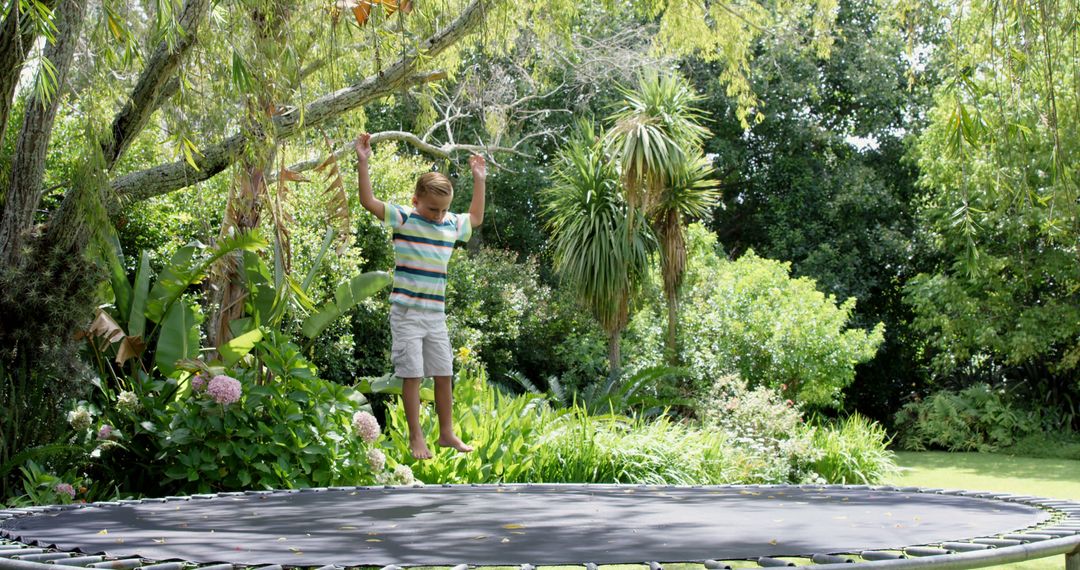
[354,133,385,221]
[468,154,486,228]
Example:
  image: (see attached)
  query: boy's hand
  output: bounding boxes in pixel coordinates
[354,133,372,162]
[469,154,486,181]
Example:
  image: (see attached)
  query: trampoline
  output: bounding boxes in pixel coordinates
[1,484,1079,569]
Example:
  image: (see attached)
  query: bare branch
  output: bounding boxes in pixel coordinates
[271,130,524,182]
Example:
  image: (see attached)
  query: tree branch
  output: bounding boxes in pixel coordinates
[104,0,210,169]
[0,0,85,265]
[111,0,491,202]
[271,130,524,182]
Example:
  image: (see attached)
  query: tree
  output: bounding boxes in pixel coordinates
[606,71,718,364]
[904,0,1079,421]
[543,121,653,379]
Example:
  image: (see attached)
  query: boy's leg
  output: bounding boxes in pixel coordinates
[433,375,473,453]
[402,377,432,459]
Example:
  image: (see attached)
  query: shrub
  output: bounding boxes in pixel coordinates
[65,332,403,497]
[627,224,885,409]
[811,414,899,484]
[893,384,1050,452]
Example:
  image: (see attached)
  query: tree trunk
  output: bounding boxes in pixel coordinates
[665,291,679,365]
[0,0,51,147]
[0,0,85,266]
[607,328,622,381]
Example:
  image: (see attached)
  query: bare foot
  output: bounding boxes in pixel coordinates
[410,436,433,460]
[437,435,474,453]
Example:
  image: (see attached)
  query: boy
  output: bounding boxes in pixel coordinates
[353,133,485,460]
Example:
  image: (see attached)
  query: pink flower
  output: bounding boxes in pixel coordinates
[54,483,76,499]
[191,374,207,392]
[207,375,242,405]
[97,425,114,440]
[785,399,794,407]
[352,411,380,443]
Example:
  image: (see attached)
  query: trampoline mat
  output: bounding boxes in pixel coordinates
[0,485,1051,566]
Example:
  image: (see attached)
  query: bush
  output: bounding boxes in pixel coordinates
[383,365,898,486]
[381,364,547,484]
[627,224,885,409]
[893,384,1050,452]
[811,414,899,484]
[699,374,822,483]
[64,332,404,497]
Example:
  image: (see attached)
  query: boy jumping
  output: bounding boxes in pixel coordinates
[353,133,485,459]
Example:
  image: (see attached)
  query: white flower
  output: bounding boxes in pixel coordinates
[351,411,380,443]
[393,464,415,485]
[67,408,92,431]
[366,448,386,472]
[116,391,140,411]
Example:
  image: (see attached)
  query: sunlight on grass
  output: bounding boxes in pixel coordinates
[890,451,1080,570]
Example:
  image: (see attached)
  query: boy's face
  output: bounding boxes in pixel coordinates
[412,193,453,224]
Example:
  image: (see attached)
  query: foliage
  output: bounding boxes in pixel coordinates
[699,374,822,483]
[384,364,897,486]
[3,460,87,508]
[904,0,1080,419]
[543,120,654,377]
[694,0,937,425]
[382,366,547,484]
[64,329,402,496]
[445,248,551,382]
[632,224,884,408]
[810,414,899,484]
[893,384,1058,452]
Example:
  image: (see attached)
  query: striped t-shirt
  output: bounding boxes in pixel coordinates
[384,203,472,312]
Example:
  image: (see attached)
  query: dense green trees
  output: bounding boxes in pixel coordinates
[905,0,1079,417]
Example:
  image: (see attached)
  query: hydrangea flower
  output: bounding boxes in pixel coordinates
[97,425,114,440]
[352,411,380,443]
[207,375,242,405]
[366,448,386,472]
[116,391,139,411]
[67,408,92,431]
[191,374,207,392]
[53,483,75,499]
[393,464,415,485]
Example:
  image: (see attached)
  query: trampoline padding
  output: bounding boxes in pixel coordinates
[0,485,1052,566]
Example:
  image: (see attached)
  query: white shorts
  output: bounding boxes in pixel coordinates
[389,303,453,378]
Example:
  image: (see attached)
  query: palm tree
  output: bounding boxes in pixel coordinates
[606,71,718,364]
[543,120,654,380]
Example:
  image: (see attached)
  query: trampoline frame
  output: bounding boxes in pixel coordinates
[1,484,1078,570]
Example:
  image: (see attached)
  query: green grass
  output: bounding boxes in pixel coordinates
[890,451,1080,570]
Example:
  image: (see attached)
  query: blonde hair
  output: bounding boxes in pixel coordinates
[415,172,453,198]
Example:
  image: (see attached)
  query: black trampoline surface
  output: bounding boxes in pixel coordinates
[0,485,1053,566]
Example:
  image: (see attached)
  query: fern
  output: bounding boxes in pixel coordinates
[0,443,86,480]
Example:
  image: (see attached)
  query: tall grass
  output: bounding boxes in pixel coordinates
[811,414,900,484]
[383,373,900,486]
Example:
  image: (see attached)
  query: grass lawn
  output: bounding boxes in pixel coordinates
[890,451,1080,570]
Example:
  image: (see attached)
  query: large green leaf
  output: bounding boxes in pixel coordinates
[147,232,267,324]
[128,251,152,339]
[103,233,133,323]
[241,249,275,324]
[355,374,434,400]
[219,328,263,367]
[302,271,391,339]
[156,300,201,376]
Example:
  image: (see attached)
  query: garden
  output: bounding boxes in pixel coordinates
[0,0,1078,568]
